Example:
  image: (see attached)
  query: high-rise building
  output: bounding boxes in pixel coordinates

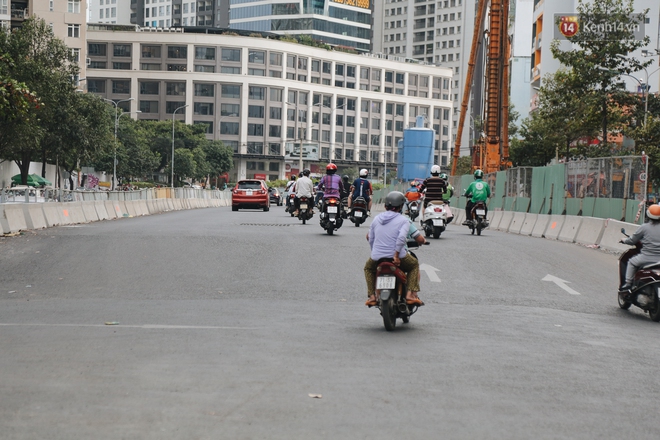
[88,0,132,24]
[5,0,87,82]
[373,0,478,160]
[509,0,533,129]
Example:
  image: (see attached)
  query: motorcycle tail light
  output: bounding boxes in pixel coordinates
[329,199,337,204]
[434,207,441,212]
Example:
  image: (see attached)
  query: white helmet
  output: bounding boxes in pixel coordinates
[430,165,441,176]
[359,169,369,177]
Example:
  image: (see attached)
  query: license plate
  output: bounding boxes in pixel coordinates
[432,219,444,226]
[246,190,253,196]
[354,211,363,217]
[327,206,338,213]
[476,209,486,216]
[411,207,417,211]
[300,203,307,209]
[376,276,396,290]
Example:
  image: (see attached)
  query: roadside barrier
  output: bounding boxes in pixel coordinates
[543,215,565,240]
[557,216,582,243]
[519,214,537,236]
[507,212,526,234]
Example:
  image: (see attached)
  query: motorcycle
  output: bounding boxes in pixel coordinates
[341,197,350,219]
[466,201,489,235]
[285,193,296,216]
[618,228,660,321]
[349,196,369,227]
[407,199,421,222]
[420,200,448,239]
[297,196,314,225]
[319,196,344,235]
[371,240,429,331]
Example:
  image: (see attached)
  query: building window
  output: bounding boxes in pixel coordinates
[139,101,158,113]
[222,48,241,62]
[221,104,240,117]
[221,85,241,99]
[270,52,282,66]
[112,80,130,94]
[248,105,264,118]
[194,83,214,97]
[113,62,131,70]
[142,45,161,58]
[88,43,107,56]
[194,121,213,134]
[87,79,105,93]
[249,86,265,100]
[248,50,265,64]
[195,46,215,60]
[194,103,214,115]
[221,66,241,74]
[67,24,80,38]
[166,82,186,96]
[113,44,131,57]
[167,46,187,58]
[221,122,239,135]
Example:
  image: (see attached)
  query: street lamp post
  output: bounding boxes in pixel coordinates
[171,104,189,188]
[614,54,660,128]
[103,97,135,190]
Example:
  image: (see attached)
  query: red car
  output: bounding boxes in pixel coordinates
[232,180,270,211]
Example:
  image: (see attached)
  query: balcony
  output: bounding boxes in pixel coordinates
[11,8,27,19]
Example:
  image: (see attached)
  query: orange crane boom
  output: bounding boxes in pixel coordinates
[451,0,511,175]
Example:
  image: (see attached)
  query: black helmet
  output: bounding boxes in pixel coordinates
[385,191,406,211]
[342,175,349,181]
[303,168,310,176]
[290,175,297,181]
[298,172,303,178]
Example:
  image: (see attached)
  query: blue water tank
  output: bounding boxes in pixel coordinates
[397,119,434,181]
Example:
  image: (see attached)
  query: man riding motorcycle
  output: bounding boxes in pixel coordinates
[292,169,315,216]
[419,165,446,208]
[364,191,424,307]
[348,169,373,215]
[404,181,422,215]
[618,204,660,296]
[463,169,491,226]
[341,175,351,200]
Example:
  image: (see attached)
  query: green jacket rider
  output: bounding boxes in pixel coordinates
[463,169,491,225]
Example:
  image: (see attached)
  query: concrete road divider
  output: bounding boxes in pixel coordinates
[42,203,63,227]
[497,211,514,232]
[68,202,87,224]
[95,201,109,221]
[22,203,47,230]
[543,215,565,240]
[507,212,526,234]
[557,216,582,243]
[124,201,137,217]
[489,210,502,230]
[138,200,149,216]
[519,214,537,236]
[81,201,99,222]
[574,217,606,247]
[2,204,27,233]
[531,214,550,238]
[599,218,638,253]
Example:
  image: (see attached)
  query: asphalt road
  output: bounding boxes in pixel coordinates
[1,205,659,440]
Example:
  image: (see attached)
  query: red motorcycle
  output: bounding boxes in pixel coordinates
[618,228,660,321]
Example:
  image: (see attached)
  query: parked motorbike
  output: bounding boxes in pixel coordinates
[285,193,296,216]
[466,201,489,235]
[349,196,369,227]
[319,197,344,235]
[297,196,314,225]
[407,199,421,222]
[420,200,448,239]
[618,228,660,321]
[371,240,429,331]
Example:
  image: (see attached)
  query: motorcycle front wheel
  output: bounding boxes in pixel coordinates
[327,227,334,235]
[648,295,660,322]
[618,292,631,310]
[381,297,397,331]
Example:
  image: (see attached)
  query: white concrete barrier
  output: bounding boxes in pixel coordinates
[104,201,118,219]
[2,204,27,233]
[519,214,537,236]
[22,204,47,230]
[575,216,606,247]
[497,211,514,232]
[455,209,465,225]
[95,201,109,221]
[489,210,503,230]
[58,205,73,225]
[138,200,149,216]
[81,201,99,222]
[531,214,550,238]
[0,205,10,233]
[507,212,526,234]
[558,216,583,243]
[124,201,138,217]
[543,215,565,240]
[598,218,638,253]
[67,202,87,224]
[42,203,63,227]
[146,199,159,214]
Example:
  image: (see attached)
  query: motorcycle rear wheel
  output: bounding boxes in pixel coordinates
[648,296,660,322]
[382,297,397,331]
[433,227,441,239]
[327,228,334,235]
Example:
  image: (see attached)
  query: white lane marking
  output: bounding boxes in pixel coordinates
[419,264,442,282]
[0,323,259,330]
[542,274,581,295]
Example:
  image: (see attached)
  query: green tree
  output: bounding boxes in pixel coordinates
[454,156,472,176]
[0,18,80,185]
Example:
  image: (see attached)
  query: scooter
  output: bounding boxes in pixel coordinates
[349,196,369,227]
[341,197,350,219]
[371,240,429,331]
[420,200,448,239]
[285,193,296,216]
[466,201,489,235]
[618,228,660,321]
[297,196,314,225]
[319,196,344,235]
[407,199,421,222]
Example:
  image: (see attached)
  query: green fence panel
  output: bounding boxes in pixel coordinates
[593,197,624,220]
[580,198,595,217]
[502,197,515,210]
[565,198,581,216]
[625,199,644,224]
[530,167,547,214]
[514,197,531,212]
[544,164,566,215]
[488,171,505,210]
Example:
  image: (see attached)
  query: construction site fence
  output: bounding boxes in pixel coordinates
[0,187,230,204]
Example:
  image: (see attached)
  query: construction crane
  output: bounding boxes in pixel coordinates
[451,0,512,175]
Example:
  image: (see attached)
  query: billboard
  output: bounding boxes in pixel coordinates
[553,13,645,41]
[285,142,319,161]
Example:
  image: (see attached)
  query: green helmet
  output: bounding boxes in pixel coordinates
[439,173,448,181]
[474,169,484,179]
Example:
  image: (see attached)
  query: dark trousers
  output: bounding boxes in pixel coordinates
[466,200,487,220]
